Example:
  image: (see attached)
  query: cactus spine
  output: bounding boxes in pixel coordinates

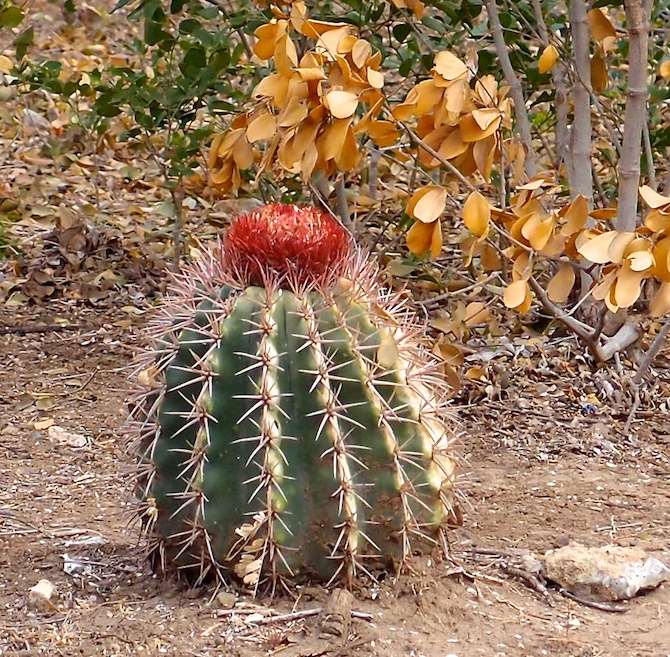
[128,203,458,591]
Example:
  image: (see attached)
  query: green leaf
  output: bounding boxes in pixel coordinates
[0,6,24,28]
[14,26,33,60]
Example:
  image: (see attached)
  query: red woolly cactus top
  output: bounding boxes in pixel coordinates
[223,203,352,288]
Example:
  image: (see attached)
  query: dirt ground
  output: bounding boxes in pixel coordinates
[1,302,668,657]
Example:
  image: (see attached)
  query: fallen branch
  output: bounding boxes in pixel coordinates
[0,324,84,335]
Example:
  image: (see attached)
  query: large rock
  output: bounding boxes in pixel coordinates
[542,543,670,601]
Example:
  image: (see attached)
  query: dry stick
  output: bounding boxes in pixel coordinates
[527,276,639,363]
[483,0,536,177]
[388,114,477,192]
[202,0,254,60]
[642,121,657,190]
[568,0,594,205]
[617,0,653,232]
[0,323,84,335]
[531,0,570,174]
[625,313,670,431]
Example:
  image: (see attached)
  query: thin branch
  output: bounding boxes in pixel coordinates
[483,0,536,177]
[616,0,652,231]
[388,113,478,191]
[568,0,594,204]
[202,0,255,60]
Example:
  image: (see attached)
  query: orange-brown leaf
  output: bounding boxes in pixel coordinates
[408,185,447,223]
[546,262,575,303]
[538,44,559,74]
[462,191,490,237]
[587,8,617,41]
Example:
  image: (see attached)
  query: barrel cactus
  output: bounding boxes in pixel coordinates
[128,202,459,592]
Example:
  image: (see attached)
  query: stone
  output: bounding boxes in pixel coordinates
[542,543,670,601]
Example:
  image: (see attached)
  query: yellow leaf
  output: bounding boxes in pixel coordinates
[277,96,308,128]
[607,231,635,264]
[335,124,358,171]
[504,279,529,309]
[587,9,617,42]
[538,44,558,74]
[465,366,488,382]
[472,134,497,181]
[521,213,555,251]
[645,210,670,233]
[590,208,617,220]
[406,219,442,258]
[34,418,54,431]
[660,60,670,79]
[653,238,670,281]
[433,342,465,366]
[512,251,533,281]
[322,118,352,160]
[459,112,501,142]
[464,301,492,327]
[547,262,576,303]
[351,39,371,68]
[433,51,468,81]
[627,249,654,272]
[408,185,447,223]
[315,25,351,60]
[639,185,670,209]
[438,129,468,160]
[0,55,12,74]
[325,90,358,119]
[613,265,643,308]
[590,50,608,94]
[246,112,276,143]
[577,230,619,263]
[462,191,490,237]
[471,108,501,131]
[253,22,282,60]
[410,79,443,115]
[650,282,670,316]
[591,268,617,301]
[366,119,399,147]
[366,66,384,89]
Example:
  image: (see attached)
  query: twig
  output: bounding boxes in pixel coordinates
[483,0,536,177]
[0,324,84,335]
[558,588,628,613]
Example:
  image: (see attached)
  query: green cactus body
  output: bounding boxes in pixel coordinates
[129,203,458,590]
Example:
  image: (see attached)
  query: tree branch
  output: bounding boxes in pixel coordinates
[483,0,537,177]
[616,0,652,231]
[568,0,594,205]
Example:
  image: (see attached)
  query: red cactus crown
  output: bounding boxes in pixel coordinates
[223,203,352,288]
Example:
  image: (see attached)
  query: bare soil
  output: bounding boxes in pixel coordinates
[1,303,669,657]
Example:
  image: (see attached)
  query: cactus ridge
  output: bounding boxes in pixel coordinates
[128,242,459,592]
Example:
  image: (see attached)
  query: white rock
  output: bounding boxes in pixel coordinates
[542,543,670,601]
[28,579,58,612]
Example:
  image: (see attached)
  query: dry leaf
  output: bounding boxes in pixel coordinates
[406,219,442,258]
[577,230,619,263]
[433,51,468,81]
[587,8,617,41]
[639,185,670,210]
[650,281,670,316]
[504,279,529,309]
[547,262,576,303]
[538,44,559,74]
[462,191,490,237]
[407,185,447,223]
[325,90,358,119]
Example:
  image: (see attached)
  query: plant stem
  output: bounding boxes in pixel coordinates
[568,0,593,205]
[616,0,652,231]
[483,0,536,177]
